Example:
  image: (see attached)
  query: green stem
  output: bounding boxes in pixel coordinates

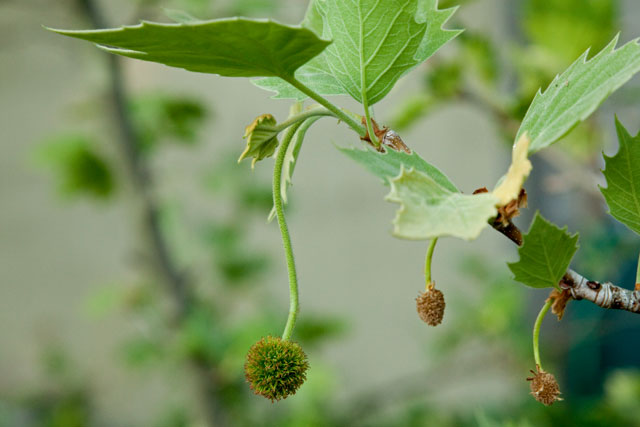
[533,298,553,370]
[363,104,379,147]
[358,17,379,148]
[267,107,334,133]
[424,238,438,289]
[636,252,640,286]
[274,121,305,341]
[283,75,366,137]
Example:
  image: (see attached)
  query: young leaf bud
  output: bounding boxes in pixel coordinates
[527,366,562,406]
[416,284,445,326]
[244,336,309,401]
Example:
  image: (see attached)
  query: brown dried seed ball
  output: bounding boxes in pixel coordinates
[527,367,562,406]
[416,287,445,326]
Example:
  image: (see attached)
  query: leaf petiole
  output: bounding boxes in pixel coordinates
[357,7,379,148]
[283,75,366,137]
[362,102,379,148]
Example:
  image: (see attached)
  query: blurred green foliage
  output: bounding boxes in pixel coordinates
[522,0,616,63]
[135,0,282,18]
[0,350,93,427]
[37,135,114,199]
[130,93,207,153]
[433,256,529,361]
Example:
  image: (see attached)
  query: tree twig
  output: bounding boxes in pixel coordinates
[492,216,640,315]
[560,270,640,314]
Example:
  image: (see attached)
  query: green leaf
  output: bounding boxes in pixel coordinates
[337,145,458,191]
[238,114,279,167]
[253,0,460,103]
[600,118,640,235]
[337,144,500,240]
[508,212,579,289]
[316,0,461,105]
[252,0,350,100]
[386,167,498,240]
[415,0,462,64]
[517,35,640,154]
[268,116,321,222]
[47,18,330,79]
[251,62,345,100]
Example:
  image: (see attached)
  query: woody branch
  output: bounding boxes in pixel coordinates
[491,209,640,315]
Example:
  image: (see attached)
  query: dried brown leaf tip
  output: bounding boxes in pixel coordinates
[416,283,445,326]
[495,188,528,226]
[527,365,562,406]
[472,187,489,195]
[548,289,572,321]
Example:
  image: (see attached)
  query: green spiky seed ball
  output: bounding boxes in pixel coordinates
[244,336,309,401]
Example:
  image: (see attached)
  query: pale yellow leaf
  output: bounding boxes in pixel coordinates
[493,133,532,205]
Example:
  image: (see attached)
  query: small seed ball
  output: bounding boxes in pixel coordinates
[244,336,309,401]
[527,367,562,406]
[416,286,445,326]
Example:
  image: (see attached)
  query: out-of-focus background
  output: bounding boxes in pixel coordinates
[1,0,640,425]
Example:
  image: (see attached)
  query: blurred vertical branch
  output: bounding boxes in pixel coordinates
[75,0,226,425]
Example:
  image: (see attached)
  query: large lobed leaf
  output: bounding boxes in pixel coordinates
[338,132,534,241]
[337,145,458,191]
[47,18,331,79]
[253,0,460,103]
[517,35,640,154]
[600,118,640,235]
[508,212,579,289]
[252,0,345,100]
[386,167,498,240]
[337,144,502,240]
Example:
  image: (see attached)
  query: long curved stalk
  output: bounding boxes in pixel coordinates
[533,299,553,369]
[273,121,305,341]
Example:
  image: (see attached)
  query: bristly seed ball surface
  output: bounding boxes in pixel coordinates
[244,336,309,402]
[416,286,445,326]
[527,366,562,406]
